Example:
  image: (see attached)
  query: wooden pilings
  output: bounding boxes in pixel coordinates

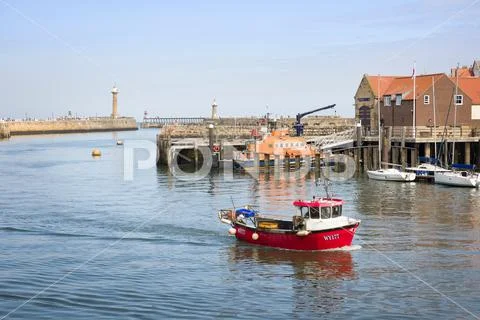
[465,142,471,165]
[477,141,480,168]
[363,147,369,172]
[410,145,417,167]
[401,148,407,171]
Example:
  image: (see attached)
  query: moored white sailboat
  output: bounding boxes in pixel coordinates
[367,168,416,181]
[433,65,479,188]
[366,75,416,182]
[434,170,479,187]
[434,163,479,188]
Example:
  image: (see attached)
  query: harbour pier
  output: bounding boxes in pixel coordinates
[157,123,480,175]
[156,116,355,171]
[354,125,480,172]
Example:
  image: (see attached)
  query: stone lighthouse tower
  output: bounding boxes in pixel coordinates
[211,98,219,120]
[111,85,119,118]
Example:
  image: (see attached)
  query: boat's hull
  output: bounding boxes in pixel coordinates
[367,169,416,182]
[233,223,359,251]
[434,171,478,188]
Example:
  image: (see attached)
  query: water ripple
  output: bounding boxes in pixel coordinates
[1,131,479,319]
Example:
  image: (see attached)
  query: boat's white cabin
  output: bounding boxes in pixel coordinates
[293,198,354,231]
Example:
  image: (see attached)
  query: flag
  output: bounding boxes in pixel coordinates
[411,62,416,79]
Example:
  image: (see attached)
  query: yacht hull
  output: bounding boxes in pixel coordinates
[434,171,478,188]
[367,169,416,182]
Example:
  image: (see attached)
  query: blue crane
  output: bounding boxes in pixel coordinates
[294,104,336,136]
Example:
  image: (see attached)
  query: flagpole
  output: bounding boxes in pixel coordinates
[377,75,381,169]
[452,62,459,164]
[413,62,416,138]
[432,76,437,165]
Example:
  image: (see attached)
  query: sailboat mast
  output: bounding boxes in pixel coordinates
[432,76,437,164]
[377,75,382,169]
[413,62,416,138]
[452,63,459,164]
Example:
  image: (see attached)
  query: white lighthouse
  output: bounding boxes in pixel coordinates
[111,85,119,118]
[211,98,219,120]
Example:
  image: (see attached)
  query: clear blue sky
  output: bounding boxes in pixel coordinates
[1,0,479,120]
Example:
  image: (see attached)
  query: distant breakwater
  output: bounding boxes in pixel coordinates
[1,117,137,137]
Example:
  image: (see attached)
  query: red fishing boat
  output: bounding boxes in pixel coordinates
[218,195,360,251]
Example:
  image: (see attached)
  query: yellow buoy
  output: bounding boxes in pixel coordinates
[91,148,102,157]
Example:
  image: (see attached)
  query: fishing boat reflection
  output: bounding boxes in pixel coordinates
[228,244,357,315]
[228,244,356,280]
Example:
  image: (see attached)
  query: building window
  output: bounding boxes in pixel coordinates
[424,95,430,105]
[472,105,480,119]
[395,94,402,106]
[455,95,463,106]
[384,95,391,106]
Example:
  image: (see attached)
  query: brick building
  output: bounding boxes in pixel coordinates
[354,75,396,130]
[355,72,480,131]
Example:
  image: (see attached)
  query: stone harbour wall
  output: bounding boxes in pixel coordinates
[0,123,11,139]
[159,116,355,139]
[5,117,138,136]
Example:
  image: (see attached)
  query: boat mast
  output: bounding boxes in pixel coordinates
[377,75,382,169]
[432,76,437,165]
[413,61,416,138]
[452,63,459,165]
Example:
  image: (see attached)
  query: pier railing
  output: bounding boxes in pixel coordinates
[365,126,479,139]
[309,128,356,150]
[143,117,206,126]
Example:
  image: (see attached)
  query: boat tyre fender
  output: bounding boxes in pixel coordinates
[296,230,311,237]
[293,216,304,229]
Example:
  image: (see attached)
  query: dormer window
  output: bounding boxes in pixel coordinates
[455,95,463,106]
[384,95,391,106]
[424,95,430,105]
[395,94,402,106]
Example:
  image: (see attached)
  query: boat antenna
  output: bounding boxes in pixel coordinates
[316,172,332,199]
[323,179,332,199]
[230,196,237,223]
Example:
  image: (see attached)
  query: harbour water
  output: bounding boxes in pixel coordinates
[0,129,479,319]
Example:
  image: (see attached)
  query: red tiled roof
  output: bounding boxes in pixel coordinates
[383,73,444,100]
[454,77,480,104]
[450,67,473,78]
[365,76,396,97]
